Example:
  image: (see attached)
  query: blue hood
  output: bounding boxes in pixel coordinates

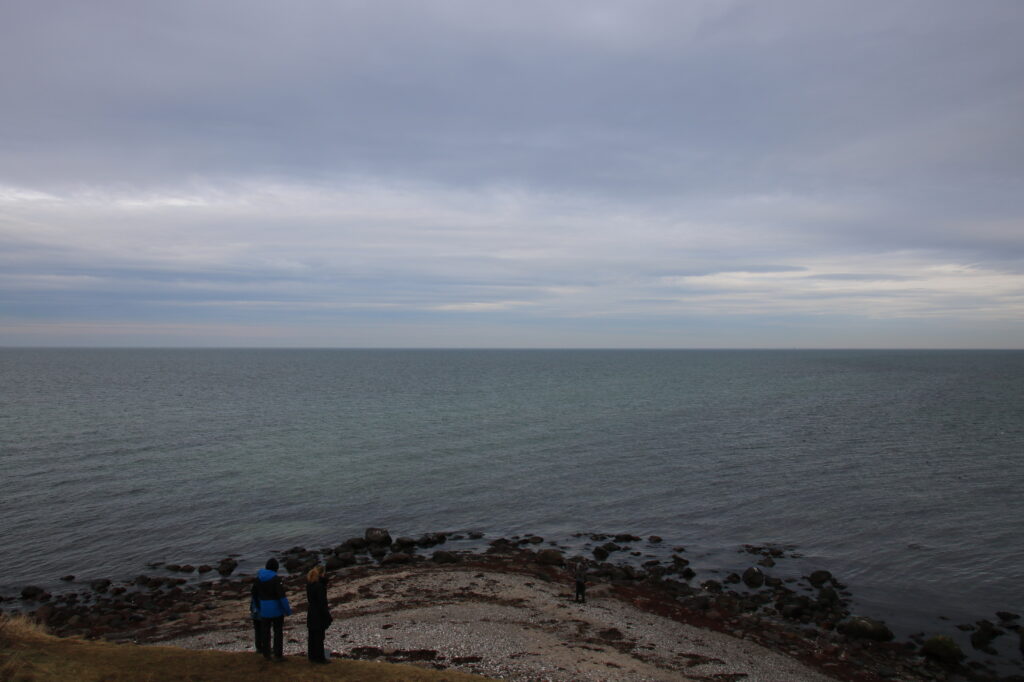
[257,568,278,582]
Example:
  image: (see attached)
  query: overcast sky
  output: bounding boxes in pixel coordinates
[2,1,1023,348]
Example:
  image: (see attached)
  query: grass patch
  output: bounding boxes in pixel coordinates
[0,614,491,681]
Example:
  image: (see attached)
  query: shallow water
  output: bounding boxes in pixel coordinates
[2,349,1022,646]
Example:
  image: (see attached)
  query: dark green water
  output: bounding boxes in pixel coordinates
[2,349,1022,653]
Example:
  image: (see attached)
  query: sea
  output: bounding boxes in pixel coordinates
[2,349,1022,658]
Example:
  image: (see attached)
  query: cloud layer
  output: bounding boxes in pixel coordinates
[2,1,1023,347]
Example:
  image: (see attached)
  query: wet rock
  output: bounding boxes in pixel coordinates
[592,546,609,561]
[326,552,356,571]
[536,549,564,566]
[369,546,387,560]
[758,556,775,568]
[365,528,392,546]
[680,567,696,580]
[344,537,369,551]
[817,586,840,606]
[380,552,413,565]
[416,532,447,547]
[921,635,965,666]
[178,565,195,573]
[601,542,621,554]
[807,570,833,587]
[467,531,484,539]
[432,550,459,564]
[196,565,212,574]
[165,564,181,572]
[614,534,641,542]
[701,580,723,594]
[60,575,75,582]
[21,585,46,600]
[392,536,416,550]
[217,558,238,576]
[90,579,112,593]
[969,620,1003,653]
[839,616,894,642]
[725,573,741,584]
[996,611,1019,622]
[742,566,765,588]
[648,535,662,543]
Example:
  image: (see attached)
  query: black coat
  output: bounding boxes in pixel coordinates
[306,578,332,630]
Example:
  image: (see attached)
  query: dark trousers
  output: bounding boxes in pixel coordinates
[257,616,284,658]
[307,625,327,661]
[252,617,262,652]
[575,580,586,602]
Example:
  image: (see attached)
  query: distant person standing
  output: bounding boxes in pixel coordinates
[305,564,333,664]
[251,558,291,661]
[573,559,588,603]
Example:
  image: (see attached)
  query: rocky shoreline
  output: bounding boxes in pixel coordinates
[6,528,1023,681]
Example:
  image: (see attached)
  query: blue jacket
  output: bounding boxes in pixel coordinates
[250,568,292,619]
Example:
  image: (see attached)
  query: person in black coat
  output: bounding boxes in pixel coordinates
[305,564,333,664]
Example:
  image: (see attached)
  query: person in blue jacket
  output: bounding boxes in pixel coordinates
[250,558,292,661]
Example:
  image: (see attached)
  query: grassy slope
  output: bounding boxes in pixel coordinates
[0,616,491,682]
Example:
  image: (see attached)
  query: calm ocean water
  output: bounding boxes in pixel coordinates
[2,349,1022,639]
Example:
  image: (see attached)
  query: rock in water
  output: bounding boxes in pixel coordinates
[839,616,894,642]
[21,585,45,600]
[365,528,392,546]
[921,635,965,665]
[742,566,765,588]
[807,570,833,587]
[217,558,238,576]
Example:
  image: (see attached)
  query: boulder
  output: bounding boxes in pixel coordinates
[217,558,238,576]
[592,546,609,561]
[536,549,565,566]
[380,552,412,565]
[601,542,621,554]
[969,620,1003,653]
[807,570,833,588]
[417,532,447,547]
[817,586,840,606]
[432,550,459,564]
[393,536,417,550]
[344,537,369,551]
[921,635,965,666]
[839,616,893,642]
[365,528,392,546]
[742,566,765,588]
[21,585,45,600]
